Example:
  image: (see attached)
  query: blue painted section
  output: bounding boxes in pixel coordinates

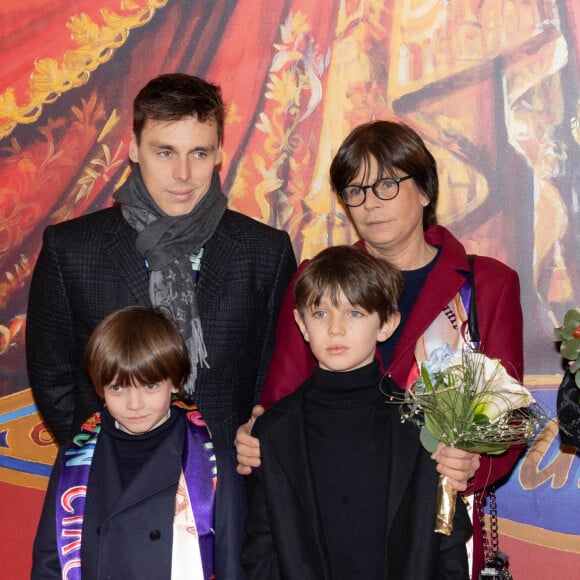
[0,455,52,477]
[493,390,580,535]
[0,404,38,423]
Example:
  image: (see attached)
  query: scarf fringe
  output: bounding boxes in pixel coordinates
[184,319,210,395]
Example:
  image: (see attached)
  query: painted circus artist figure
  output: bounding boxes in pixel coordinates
[242,246,472,579]
[32,306,246,579]
[236,121,524,578]
[26,73,296,446]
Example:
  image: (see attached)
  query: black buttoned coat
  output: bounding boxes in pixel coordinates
[242,381,472,580]
[32,409,247,579]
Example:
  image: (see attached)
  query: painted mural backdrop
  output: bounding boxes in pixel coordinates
[0,0,579,577]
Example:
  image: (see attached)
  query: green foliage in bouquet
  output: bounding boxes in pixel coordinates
[554,308,580,387]
[394,347,543,455]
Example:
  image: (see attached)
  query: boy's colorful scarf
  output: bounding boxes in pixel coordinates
[55,407,216,579]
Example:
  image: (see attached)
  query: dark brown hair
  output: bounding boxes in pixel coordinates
[294,246,403,324]
[133,73,224,144]
[329,120,439,228]
[84,306,191,399]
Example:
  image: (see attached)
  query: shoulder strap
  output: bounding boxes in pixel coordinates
[467,254,480,344]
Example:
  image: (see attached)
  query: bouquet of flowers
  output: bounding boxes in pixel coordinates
[554,308,580,387]
[389,346,544,535]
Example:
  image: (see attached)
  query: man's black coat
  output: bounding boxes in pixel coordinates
[26,205,296,444]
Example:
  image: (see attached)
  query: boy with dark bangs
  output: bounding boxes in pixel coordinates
[32,306,246,579]
[242,246,471,580]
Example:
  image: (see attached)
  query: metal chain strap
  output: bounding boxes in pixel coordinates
[476,487,500,559]
[488,487,500,553]
[476,489,492,562]
[477,487,513,579]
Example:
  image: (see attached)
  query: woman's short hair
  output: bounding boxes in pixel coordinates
[133,73,224,145]
[85,306,191,399]
[330,120,439,228]
[294,245,403,324]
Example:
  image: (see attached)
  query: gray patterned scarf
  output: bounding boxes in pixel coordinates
[114,165,227,394]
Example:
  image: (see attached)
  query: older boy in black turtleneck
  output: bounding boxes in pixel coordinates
[242,245,471,580]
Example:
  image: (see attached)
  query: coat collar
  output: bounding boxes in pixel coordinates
[267,396,323,531]
[101,206,149,304]
[391,226,469,371]
[264,391,331,575]
[195,211,240,306]
[385,410,422,535]
[101,206,239,309]
[356,225,471,382]
[87,416,183,522]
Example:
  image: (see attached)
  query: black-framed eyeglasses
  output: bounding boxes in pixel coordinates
[340,175,413,207]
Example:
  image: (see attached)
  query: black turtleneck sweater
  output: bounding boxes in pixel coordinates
[303,359,396,580]
[100,406,180,489]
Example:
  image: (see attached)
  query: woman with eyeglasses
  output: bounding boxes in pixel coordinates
[237,120,524,579]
